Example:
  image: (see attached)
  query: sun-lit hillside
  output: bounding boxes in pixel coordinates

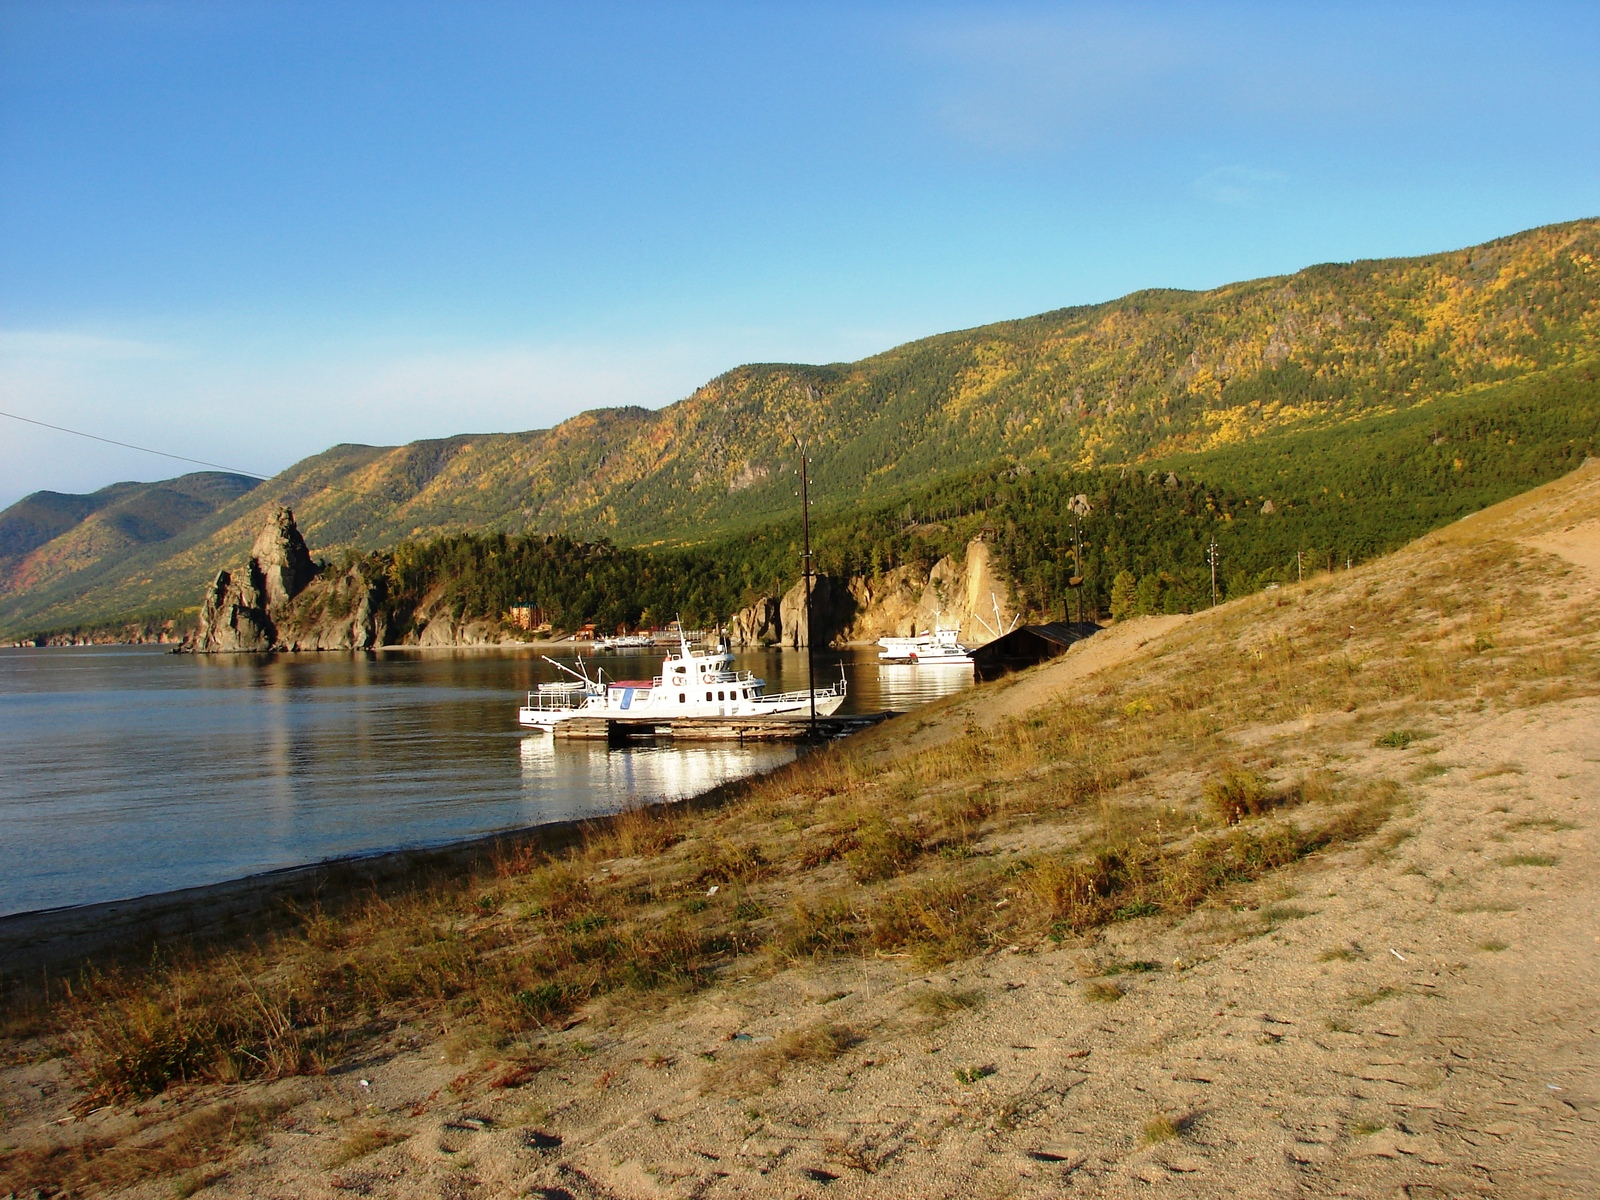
[1,218,1597,637]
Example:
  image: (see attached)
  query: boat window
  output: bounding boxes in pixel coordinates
[717,690,725,701]
[706,691,713,701]
[679,693,686,703]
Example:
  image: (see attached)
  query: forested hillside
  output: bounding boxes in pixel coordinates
[244,357,1599,642]
[2,218,1597,637]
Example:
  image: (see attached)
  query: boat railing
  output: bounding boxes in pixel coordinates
[522,689,593,712]
[764,677,848,704]
[652,668,760,688]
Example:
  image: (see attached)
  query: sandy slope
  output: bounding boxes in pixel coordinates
[5,465,1598,1199]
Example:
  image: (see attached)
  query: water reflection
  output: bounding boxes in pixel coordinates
[0,645,977,916]
[518,736,793,822]
[0,644,976,916]
[872,662,975,711]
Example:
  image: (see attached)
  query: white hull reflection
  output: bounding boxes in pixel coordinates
[518,735,794,813]
[875,662,976,711]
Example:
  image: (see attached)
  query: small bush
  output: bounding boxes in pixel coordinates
[1202,767,1274,825]
[846,816,924,883]
[1082,981,1123,1004]
[1140,1115,1179,1144]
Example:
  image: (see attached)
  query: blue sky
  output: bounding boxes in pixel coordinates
[1,1,1597,507]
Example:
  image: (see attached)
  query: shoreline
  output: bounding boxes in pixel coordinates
[0,771,763,983]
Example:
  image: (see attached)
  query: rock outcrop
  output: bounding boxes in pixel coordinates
[195,562,275,652]
[727,596,782,646]
[842,538,1018,646]
[250,507,317,609]
[777,575,856,648]
[193,507,389,652]
[271,561,389,651]
[723,538,1019,650]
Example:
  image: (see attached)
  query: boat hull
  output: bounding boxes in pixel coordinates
[519,689,846,731]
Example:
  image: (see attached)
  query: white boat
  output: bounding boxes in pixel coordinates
[519,636,847,731]
[876,623,973,665]
[593,633,657,651]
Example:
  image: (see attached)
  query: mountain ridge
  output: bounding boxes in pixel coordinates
[2,216,1597,637]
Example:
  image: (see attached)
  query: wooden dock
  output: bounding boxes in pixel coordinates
[549,711,899,743]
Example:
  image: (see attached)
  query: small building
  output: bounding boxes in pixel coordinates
[970,622,1102,680]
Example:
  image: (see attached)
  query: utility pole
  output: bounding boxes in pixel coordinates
[1208,537,1219,608]
[1068,493,1091,625]
[1075,521,1084,624]
[1297,549,1303,584]
[795,433,817,735]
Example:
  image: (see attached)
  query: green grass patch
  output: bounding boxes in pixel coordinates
[1499,853,1559,867]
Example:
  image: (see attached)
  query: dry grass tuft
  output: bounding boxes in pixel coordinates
[713,1021,861,1094]
[0,1101,284,1198]
[325,1123,406,1168]
[773,1021,861,1063]
[1140,1115,1180,1145]
[905,988,984,1017]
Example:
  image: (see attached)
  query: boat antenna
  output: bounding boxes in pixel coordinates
[542,655,593,686]
[995,594,1018,636]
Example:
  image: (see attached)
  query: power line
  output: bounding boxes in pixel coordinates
[0,408,271,481]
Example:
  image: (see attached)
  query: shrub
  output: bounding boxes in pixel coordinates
[1202,766,1274,825]
[846,817,923,883]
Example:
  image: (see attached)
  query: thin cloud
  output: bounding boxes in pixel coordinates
[0,329,180,361]
[1193,165,1288,207]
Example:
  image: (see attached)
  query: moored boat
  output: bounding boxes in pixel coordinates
[593,632,658,651]
[876,623,973,665]
[519,636,846,731]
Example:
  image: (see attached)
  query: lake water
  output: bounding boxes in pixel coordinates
[0,645,975,916]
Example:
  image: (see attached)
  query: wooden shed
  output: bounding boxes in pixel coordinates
[969,622,1102,680]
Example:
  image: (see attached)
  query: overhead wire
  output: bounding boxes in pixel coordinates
[0,408,271,481]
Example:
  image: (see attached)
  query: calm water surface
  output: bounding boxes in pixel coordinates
[0,645,973,916]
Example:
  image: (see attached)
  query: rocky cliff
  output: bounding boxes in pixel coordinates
[727,537,1019,649]
[192,508,388,652]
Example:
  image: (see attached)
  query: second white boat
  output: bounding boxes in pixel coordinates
[876,623,973,665]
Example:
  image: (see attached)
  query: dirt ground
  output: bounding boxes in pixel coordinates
[5,464,1598,1199]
